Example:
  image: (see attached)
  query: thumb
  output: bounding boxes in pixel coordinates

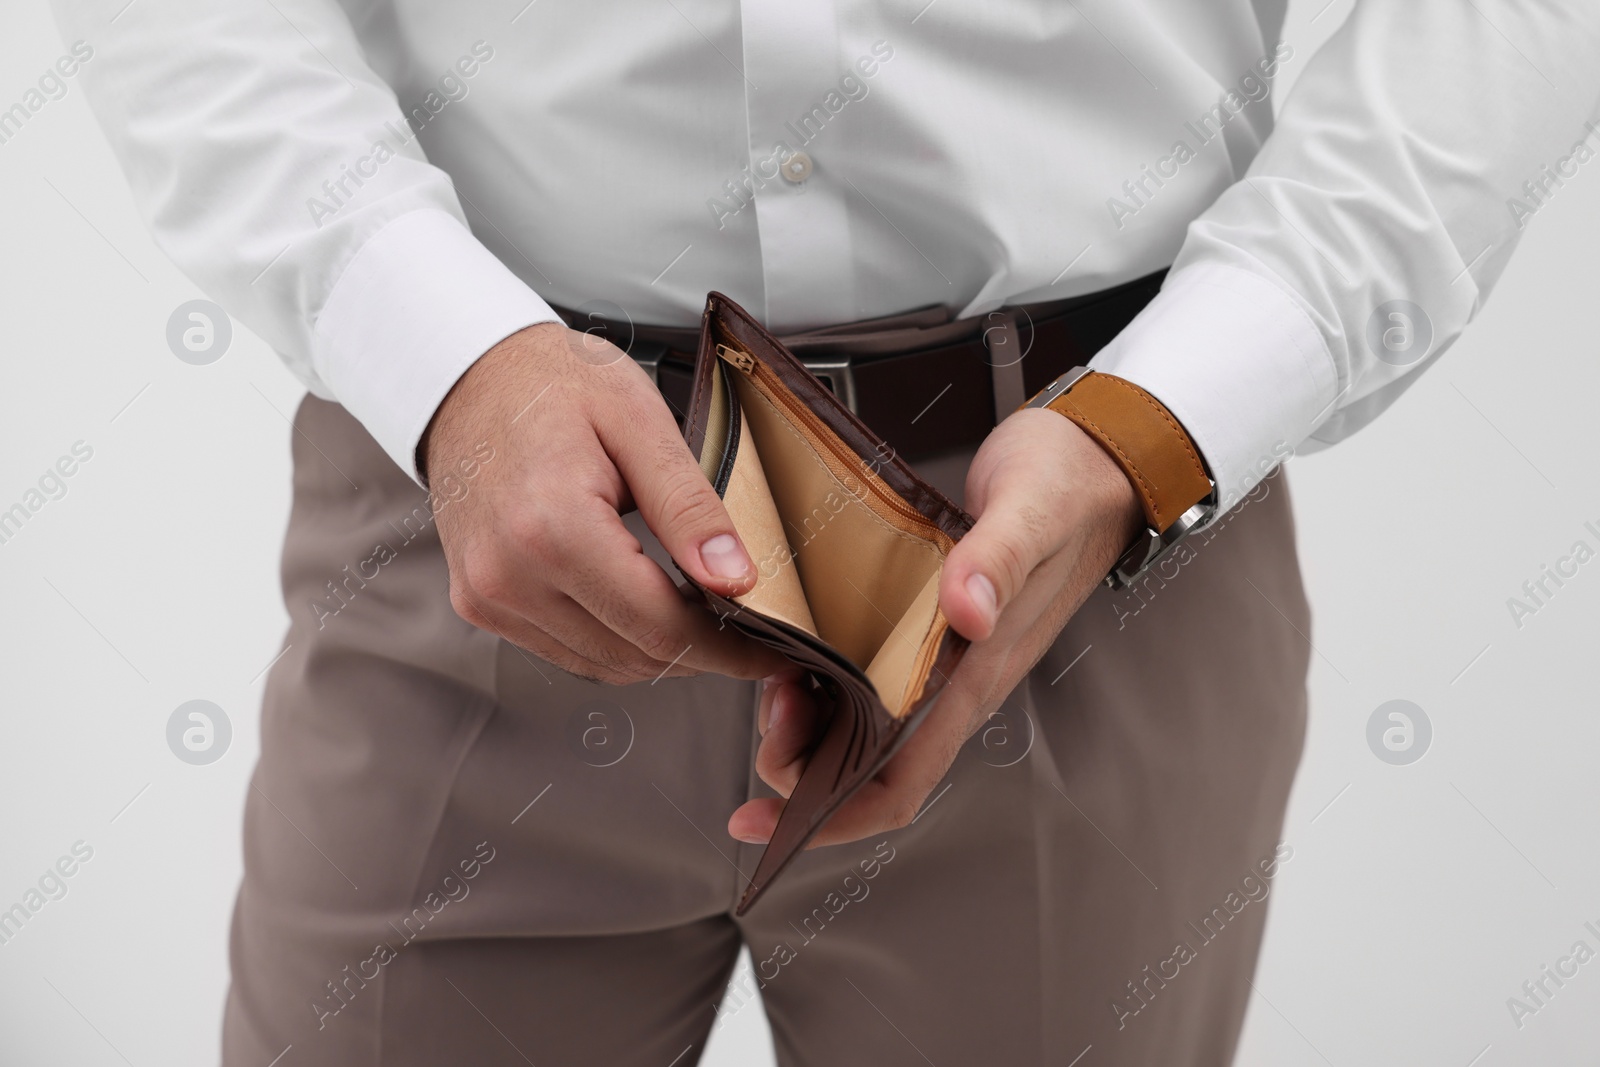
[940,463,1069,642]
[603,390,757,596]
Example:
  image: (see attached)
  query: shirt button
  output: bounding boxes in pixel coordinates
[779,151,813,184]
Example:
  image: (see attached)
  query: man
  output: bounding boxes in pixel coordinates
[55,0,1599,1063]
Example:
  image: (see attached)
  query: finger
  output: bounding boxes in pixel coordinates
[733,655,989,847]
[752,679,827,797]
[798,720,964,848]
[525,590,700,684]
[449,582,667,685]
[466,481,787,680]
[595,389,758,598]
[756,667,806,736]
[555,507,790,680]
[939,460,1071,643]
[728,774,936,849]
[728,797,784,844]
[748,644,1005,847]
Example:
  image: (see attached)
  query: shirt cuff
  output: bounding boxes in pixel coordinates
[311,209,563,483]
[1088,262,1339,516]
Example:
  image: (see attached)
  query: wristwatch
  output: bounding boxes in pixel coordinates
[1022,367,1216,590]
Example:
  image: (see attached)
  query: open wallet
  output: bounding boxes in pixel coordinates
[678,292,975,914]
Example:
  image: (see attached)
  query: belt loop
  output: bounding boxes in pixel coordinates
[982,309,1028,425]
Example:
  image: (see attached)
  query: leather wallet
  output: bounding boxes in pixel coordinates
[678,292,975,914]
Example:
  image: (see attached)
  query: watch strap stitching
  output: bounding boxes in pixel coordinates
[1094,374,1210,487]
[1046,398,1166,526]
[1041,371,1211,532]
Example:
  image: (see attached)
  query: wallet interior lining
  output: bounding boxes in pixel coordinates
[706,347,952,716]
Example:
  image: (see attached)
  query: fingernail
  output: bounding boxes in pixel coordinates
[700,533,752,581]
[966,573,997,627]
[733,830,768,844]
[763,667,801,689]
[767,687,788,733]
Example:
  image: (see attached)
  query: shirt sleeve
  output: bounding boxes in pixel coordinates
[1089,1,1600,514]
[51,0,561,481]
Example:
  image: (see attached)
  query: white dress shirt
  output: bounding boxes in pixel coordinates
[53,0,1600,513]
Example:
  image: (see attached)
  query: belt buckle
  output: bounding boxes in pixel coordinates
[628,340,670,387]
[633,342,859,415]
[800,357,859,415]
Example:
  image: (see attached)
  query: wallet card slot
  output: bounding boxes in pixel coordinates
[707,357,821,639]
[717,345,948,543]
[716,341,953,713]
[711,359,740,497]
[862,569,947,714]
[697,355,739,494]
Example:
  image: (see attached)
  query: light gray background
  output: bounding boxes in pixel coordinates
[3,2,1597,1064]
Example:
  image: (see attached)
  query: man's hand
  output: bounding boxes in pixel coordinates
[423,322,789,685]
[728,407,1143,845]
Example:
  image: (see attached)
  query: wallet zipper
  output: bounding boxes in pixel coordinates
[716,343,949,545]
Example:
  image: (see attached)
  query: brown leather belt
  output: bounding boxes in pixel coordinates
[559,269,1166,463]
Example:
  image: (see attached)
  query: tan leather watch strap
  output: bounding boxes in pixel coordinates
[1036,371,1212,533]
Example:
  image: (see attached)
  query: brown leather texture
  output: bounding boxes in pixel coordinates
[559,269,1166,463]
[679,292,975,914]
[1044,371,1213,533]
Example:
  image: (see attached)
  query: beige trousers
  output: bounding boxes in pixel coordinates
[222,395,1311,1066]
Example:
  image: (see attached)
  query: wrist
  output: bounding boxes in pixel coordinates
[1094,447,1147,554]
[419,322,569,481]
[1023,368,1215,589]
